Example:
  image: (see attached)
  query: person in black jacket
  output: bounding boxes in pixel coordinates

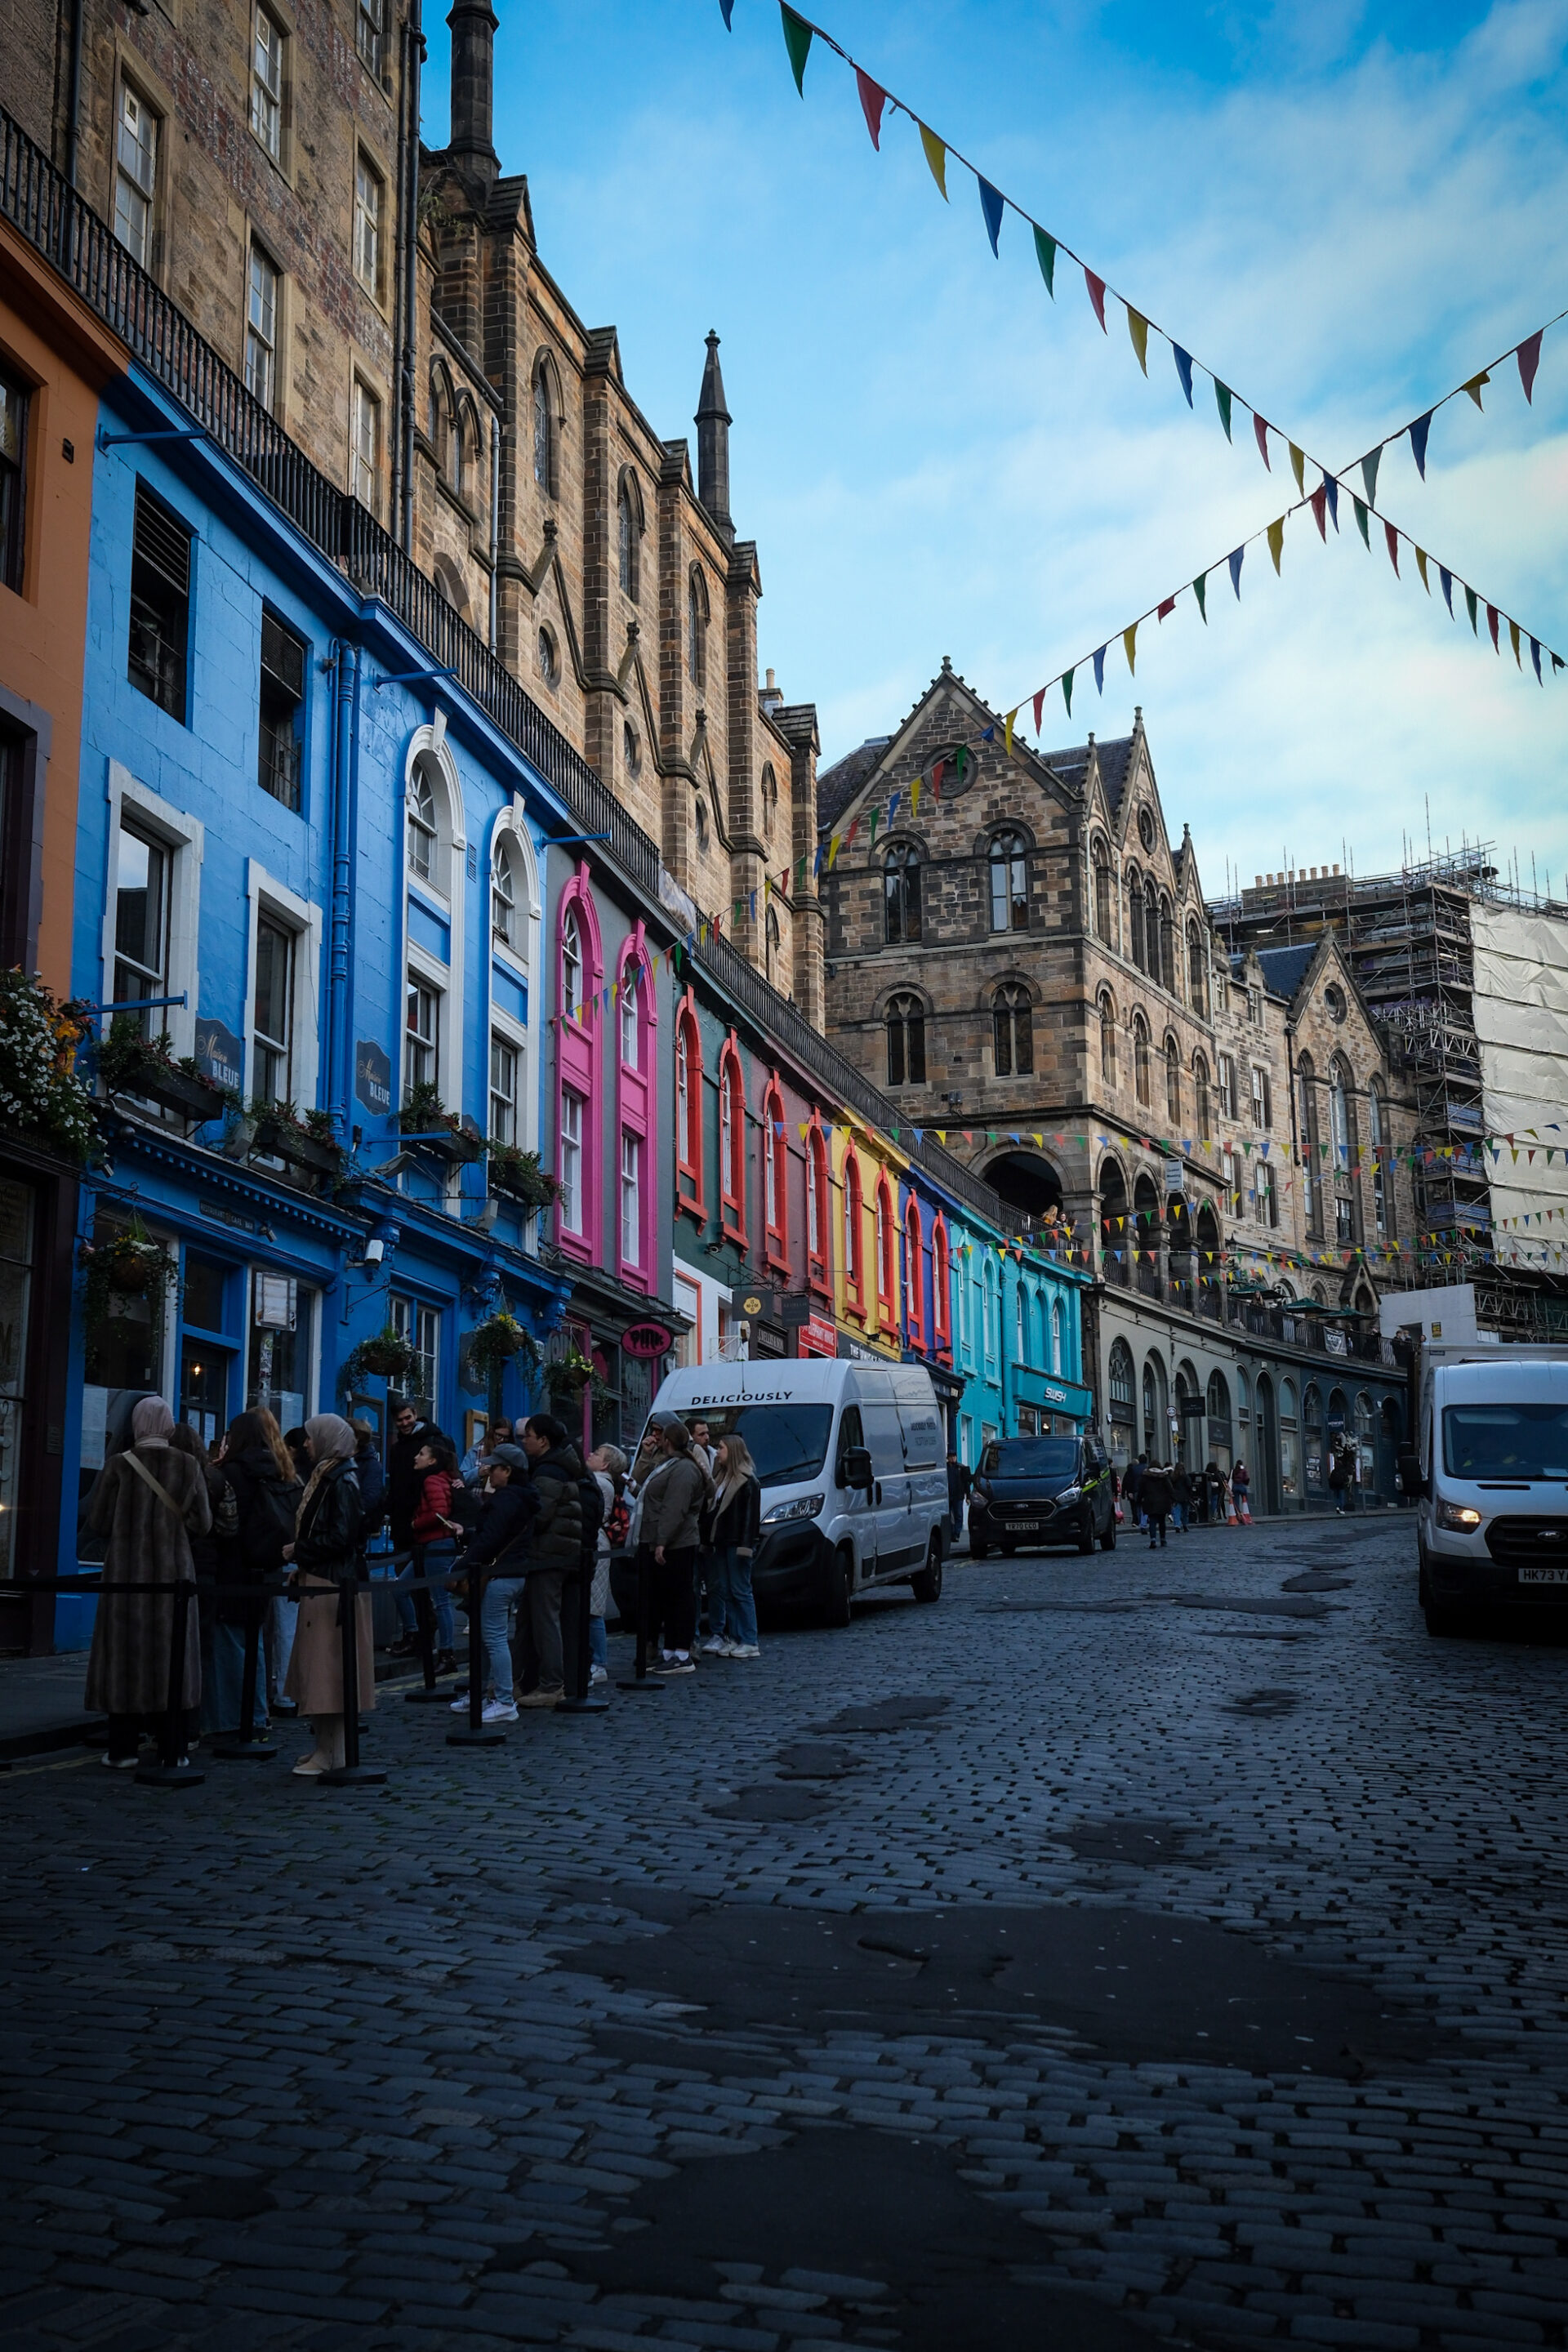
[216,1409,301,1725]
[386,1396,442,1657]
[512,1415,584,1707]
[451,1444,539,1723]
[1142,1461,1174,1549]
[171,1424,242,1737]
[352,1420,386,1536]
[702,1432,763,1659]
[281,1414,372,1776]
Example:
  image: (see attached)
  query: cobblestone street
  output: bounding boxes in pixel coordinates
[3,1513,1567,2352]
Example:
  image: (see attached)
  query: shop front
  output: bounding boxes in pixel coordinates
[553,1268,690,1458]
[0,1138,81,1655]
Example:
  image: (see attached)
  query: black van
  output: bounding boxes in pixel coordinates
[969,1432,1116,1557]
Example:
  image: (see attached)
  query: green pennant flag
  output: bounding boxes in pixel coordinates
[1464,585,1479,635]
[1192,572,1208,622]
[1033,225,1057,296]
[1062,668,1074,716]
[1352,496,1370,548]
[954,745,969,782]
[1214,381,1233,441]
[1361,446,1381,507]
[780,3,813,94]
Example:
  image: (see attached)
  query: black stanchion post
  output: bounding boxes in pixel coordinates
[212,1589,277,1762]
[448,1560,506,1745]
[559,1558,608,1715]
[137,1578,206,1786]
[322,1566,385,1786]
[617,1548,662,1695]
[403,1547,452,1704]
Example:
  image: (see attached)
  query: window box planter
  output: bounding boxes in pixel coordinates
[119,1062,227,1126]
[487,1146,561,1215]
[251,1114,344,1181]
[399,1085,485,1166]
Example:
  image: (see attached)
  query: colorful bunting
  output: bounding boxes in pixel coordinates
[1127,307,1150,374]
[1518,331,1544,402]
[1352,495,1370,548]
[1085,267,1108,332]
[978,176,1004,256]
[1192,571,1207,621]
[1122,621,1138,675]
[1361,447,1382,506]
[1228,545,1244,598]
[1093,644,1106,693]
[1267,516,1285,574]
[855,67,885,148]
[1214,381,1233,441]
[1033,225,1056,296]
[1288,441,1305,494]
[919,123,947,198]
[1253,413,1271,468]
[1410,411,1432,478]
[1173,345,1194,406]
[1384,520,1400,575]
[779,3,813,94]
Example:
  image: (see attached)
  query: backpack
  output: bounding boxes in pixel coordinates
[605,1489,631,1549]
[240,1470,301,1575]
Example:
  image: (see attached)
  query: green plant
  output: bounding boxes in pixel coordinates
[80,1215,177,1332]
[545,1346,595,1401]
[342,1325,419,1389]
[399,1080,457,1134]
[95,1013,178,1094]
[0,971,99,1161]
[486,1141,561,1212]
[468,1310,538,1378]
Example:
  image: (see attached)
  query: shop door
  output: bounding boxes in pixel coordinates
[180,1341,233,1449]
[0,1178,34,1579]
[1255,1374,1279,1514]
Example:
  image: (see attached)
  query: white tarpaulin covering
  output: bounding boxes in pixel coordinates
[1471,903,1568,1260]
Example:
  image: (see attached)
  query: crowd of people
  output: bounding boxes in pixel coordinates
[1105,1453,1252,1546]
[79,1393,764,1772]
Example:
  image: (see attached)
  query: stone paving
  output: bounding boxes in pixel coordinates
[2,1512,1567,2351]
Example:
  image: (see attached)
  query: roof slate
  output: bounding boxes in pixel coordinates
[817,736,893,828]
[1253,942,1320,1003]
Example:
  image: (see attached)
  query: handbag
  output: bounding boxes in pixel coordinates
[122,1448,188,1519]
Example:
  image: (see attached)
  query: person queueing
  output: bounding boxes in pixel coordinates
[1141,1459,1173,1551]
[586,1444,627,1686]
[636,1417,709,1676]
[1231,1459,1253,1525]
[449,1442,538,1722]
[171,1423,243,1739]
[705,1432,763,1660]
[408,1433,463,1673]
[84,1396,212,1770]
[282,1414,373,1777]
[460,1417,512,1488]
[512,1414,584,1709]
[385,1397,437,1659]
[946,1450,973,1547]
[216,1408,301,1727]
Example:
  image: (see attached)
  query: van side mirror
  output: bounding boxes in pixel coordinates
[841,1446,874,1494]
[1396,1447,1426,1500]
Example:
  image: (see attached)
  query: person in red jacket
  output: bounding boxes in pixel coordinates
[409,1436,462,1670]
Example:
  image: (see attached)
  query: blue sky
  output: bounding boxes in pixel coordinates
[425,1,1568,894]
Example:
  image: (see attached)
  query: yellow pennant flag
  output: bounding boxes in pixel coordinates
[919,124,948,198]
[828,832,842,868]
[1267,516,1285,574]
[1126,307,1149,373]
[936,1129,947,1144]
[1004,706,1018,755]
[1509,618,1522,666]
[1289,442,1305,494]
[1123,622,1138,675]
[911,776,921,817]
[1414,546,1430,593]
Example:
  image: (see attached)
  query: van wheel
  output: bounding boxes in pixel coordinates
[1077,1511,1096,1556]
[823,1545,854,1629]
[1001,1542,1016,1557]
[971,1539,989,1560]
[911,1539,942,1604]
[1423,1603,1467,1638]
[1099,1512,1116,1552]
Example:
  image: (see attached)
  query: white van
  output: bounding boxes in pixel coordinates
[638,1356,950,1625]
[1402,1344,1568,1633]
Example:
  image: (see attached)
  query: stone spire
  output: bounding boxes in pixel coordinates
[447,0,499,185]
[695,331,733,542]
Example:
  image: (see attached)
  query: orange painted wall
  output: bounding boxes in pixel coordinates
[0,220,127,998]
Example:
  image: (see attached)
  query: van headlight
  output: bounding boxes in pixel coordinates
[1054,1486,1081,1507]
[762,1493,823,1526]
[1436,1499,1483,1532]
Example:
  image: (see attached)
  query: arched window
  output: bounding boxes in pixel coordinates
[1127,865,1144,970]
[560,906,584,1020]
[933,1218,950,1348]
[1159,894,1176,994]
[843,1148,864,1306]
[884,843,921,944]
[875,1175,896,1324]
[905,1200,924,1344]
[615,934,657,1287]
[1147,881,1160,983]
[719,1036,746,1239]
[1099,990,1117,1084]
[1370,1080,1394,1241]
[1330,1055,1360,1245]
[675,991,705,1219]
[765,905,781,989]
[956,1241,972,1361]
[1193,1052,1210,1143]
[617,476,638,598]
[1165,1033,1181,1125]
[1050,1297,1062,1374]
[807,1121,830,1286]
[1100,1156,1129,1290]
[1093,840,1112,939]
[687,568,707,688]
[1196,1201,1222,1319]
[1298,1053,1322,1236]
[886,993,925,1087]
[983,1256,999,1368]
[993,982,1033,1078]
[989,831,1028,933]
[407,760,438,886]
[532,361,553,493]
[450,402,470,505]
[1015,1282,1027,1365]
[555,873,602,1259]
[1330,1056,1352,1162]
[490,835,517,946]
[762,1076,787,1266]
[1133,1012,1151,1107]
[1109,1336,1134,1419]
[1206,1370,1232,1463]
[1187,919,1207,1015]
[619,960,639,1069]
[694,792,710,855]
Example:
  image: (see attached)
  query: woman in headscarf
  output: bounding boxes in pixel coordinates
[83,1396,212,1770]
[281,1413,373,1777]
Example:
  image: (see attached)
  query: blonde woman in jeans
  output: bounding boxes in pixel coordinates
[703,1432,762,1659]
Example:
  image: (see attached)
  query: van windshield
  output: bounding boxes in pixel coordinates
[1443,1403,1568,1481]
[681,1404,834,1490]
[980,1437,1080,1481]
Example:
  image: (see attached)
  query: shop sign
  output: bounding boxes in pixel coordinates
[741,1294,764,1317]
[355,1039,394,1118]
[622,1320,674,1359]
[1163,1159,1185,1194]
[799,1312,838,1357]
[194,1016,243,1094]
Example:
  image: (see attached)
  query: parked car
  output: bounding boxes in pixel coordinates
[968,1431,1116,1557]
[1400,1343,1568,1634]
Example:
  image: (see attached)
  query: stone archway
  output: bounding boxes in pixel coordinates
[983,1150,1062,1227]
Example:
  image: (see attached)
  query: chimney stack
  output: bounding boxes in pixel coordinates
[696,331,733,542]
[448,0,499,184]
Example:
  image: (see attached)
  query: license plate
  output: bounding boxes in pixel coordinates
[1517,1564,1568,1585]
[1009,1521,1042,1535]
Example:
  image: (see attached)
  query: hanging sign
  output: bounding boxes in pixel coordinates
[623,1321,675,1360]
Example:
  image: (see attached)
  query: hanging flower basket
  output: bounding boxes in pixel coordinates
[80,1217,177,1331]
[343,1325,420,1388]
[546,1348,594,1399]
[0,970,99,1164]
[468,1311,537,1381]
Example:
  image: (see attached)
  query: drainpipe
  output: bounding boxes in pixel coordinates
[327,640,360,1134]
[65,0,84,188]
[1000,1263,1013,1435]
[399,0,425,554]
[488,413,500,649]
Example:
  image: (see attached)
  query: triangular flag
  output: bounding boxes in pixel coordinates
[1531,637,1544,684]
[1361,447,1381,506]
[1289,441,1305,494]
[978,176,1004,257]
[1310,484,1327,539]
[1486,603,1500,652]
[1192,572,1207,621]
[1033,225,1056,296]
[719,0,733,24]
[1123,623,1138,675]
[1084,267,1107,331]
[1463,370,1489,408]
[1410,411,1433,478]
[1440,565,1454,616]
[779,4,813,95]
[1126,307,1149,373]
[1253,412,1271,467]
[1062,669,1075,715]
[1173,345,1194,406]
[1004,707,1018,755]
[1414,546,1430,593]
[1214,381,1233,440]
[855,68,886,149]
[1032,686,1045,731]
[1156,595,1176,620]
[1323,474,1339,531]
[1093,644,1106,694]
[1384,520,1400,575]
[1267,516,1285,573]
[1352,495,1370,548]
[919,124,948,198]
[1228,545,1244,598]
[1508,617,1521,667]
[1517,331,1544,403]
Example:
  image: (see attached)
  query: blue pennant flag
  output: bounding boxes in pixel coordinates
[978,177,1004,258]
[1410,411,1433,479]
[1228,546,1245,599]
[1173,345,1194,407]
[1093,645,1107,693]
[1439,566,1454,617]
[1323,474,1339,532]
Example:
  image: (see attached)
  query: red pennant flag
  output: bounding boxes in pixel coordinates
[1384,520,1400,575]
[1084,267,1107,332]
[1517,330,1544,403]
[1487,603,1500,651]
[932,757,946,796]
[1031,687,1045,731]
[1156,595,1176,621]
[1253,413,1271,467]
[849,67,890,150]
[1310,485,1327,539]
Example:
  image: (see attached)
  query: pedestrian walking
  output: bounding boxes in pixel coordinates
[585,1443,627,1684]
[1204,1459,1224,1525]
[1142,1459,1173,1549]
[1329,1447,1350,1514]
[702,1433,763,1659]
[1170,1459,1190,1533]
[635,1417,708,1674]
[409,1435,462,1672]
[448,1443,538,1722]
[946,1450,973,1545]
[1124,1452,1148,1530]
[83,1396,212,1770]
[1231,1459,1252,1525]
[281,1414,373,1777]
[217,1408,302,1721]
[511,1413,585,1708]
